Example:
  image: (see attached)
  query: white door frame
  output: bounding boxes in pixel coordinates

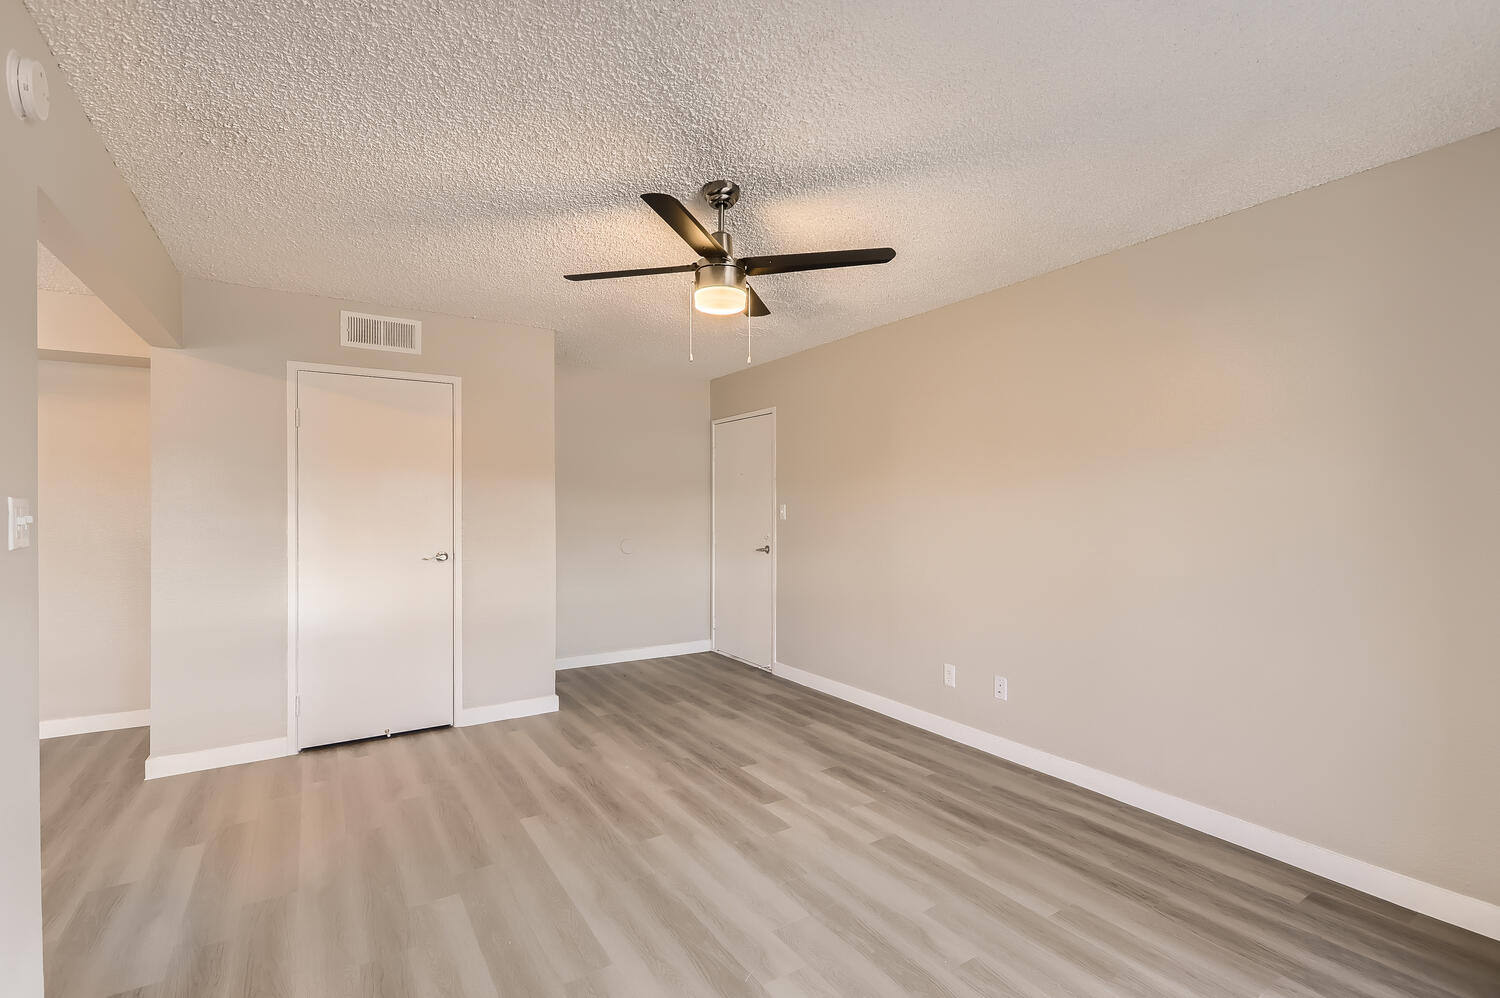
[710,407,777,670]
[285,361,463,751]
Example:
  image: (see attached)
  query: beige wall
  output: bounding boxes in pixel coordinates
[0,123,42,998]
[149,277,556,758]
[37,290,150,358]
[38,361,151,722]
[556,368,710,660]
[712,129,1500,906]
[1,0,180,987]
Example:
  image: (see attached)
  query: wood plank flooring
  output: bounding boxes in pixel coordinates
[40,653,1500,997]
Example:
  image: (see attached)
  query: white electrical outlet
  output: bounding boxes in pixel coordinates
[943,663,956,688]
[994,675,1008,701]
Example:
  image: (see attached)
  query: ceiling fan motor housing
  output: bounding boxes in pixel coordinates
[696,229,743,291]
[695,260,744,292]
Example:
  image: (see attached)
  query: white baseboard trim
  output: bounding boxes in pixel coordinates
[40,709,150,739]
[772,660,1500,942]
[457,694,560,727]
[144,736,293,781]
[141,695,562,778]
[556,639,712,671]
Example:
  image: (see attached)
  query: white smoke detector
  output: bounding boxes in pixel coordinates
[7,51,50,123]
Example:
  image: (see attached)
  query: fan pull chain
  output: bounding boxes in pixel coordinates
[746,309,752,365]
[687,287,694,362]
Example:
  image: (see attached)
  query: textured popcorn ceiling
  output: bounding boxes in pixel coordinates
[24,1,1500,375]
[36,243,93,295]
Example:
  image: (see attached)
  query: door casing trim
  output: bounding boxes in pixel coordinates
[285,361,463,752]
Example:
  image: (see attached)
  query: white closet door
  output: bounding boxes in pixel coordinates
[713,412,775,668]
[296,371,454,748]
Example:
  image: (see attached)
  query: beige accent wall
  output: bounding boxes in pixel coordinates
[556,368,710,660]
[149,278,556,758]
[38,361,151,721]
[712,129,1500,906]
[1,0,180,986]
[37,290,150,358]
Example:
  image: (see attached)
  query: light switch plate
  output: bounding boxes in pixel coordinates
[8,496,34,550]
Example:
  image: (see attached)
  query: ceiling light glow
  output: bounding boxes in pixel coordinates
[693,283,748,315]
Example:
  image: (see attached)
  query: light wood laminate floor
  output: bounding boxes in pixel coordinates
[41,653,1500,997]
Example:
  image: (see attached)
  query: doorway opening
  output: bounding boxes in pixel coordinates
[35,240,152,740]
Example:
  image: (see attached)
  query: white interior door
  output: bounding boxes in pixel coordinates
[713,412,775,668]
[296,371,455,748]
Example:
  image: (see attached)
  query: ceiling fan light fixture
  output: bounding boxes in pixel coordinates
[694,285,747,315]
[693,263,747,315]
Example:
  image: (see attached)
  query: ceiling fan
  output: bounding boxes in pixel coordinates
[564,181,896,319]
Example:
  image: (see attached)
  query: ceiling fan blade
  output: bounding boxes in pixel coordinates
[745,283,770,317]
[740,247,896,276]
[564,264,697,282]
[642,193,726,258]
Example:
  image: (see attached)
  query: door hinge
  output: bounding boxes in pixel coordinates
[294,695,301,717]
[294,407,301,428]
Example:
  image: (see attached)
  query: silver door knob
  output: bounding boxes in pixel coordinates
[423,551,450,562]
[755,545,771,554]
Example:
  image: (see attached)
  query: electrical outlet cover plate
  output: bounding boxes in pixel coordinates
[994,675,1008,701]
[8,496,34,550]
[943,663,956,688]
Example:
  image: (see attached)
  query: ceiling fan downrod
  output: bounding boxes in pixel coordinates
[701,179,741,239]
